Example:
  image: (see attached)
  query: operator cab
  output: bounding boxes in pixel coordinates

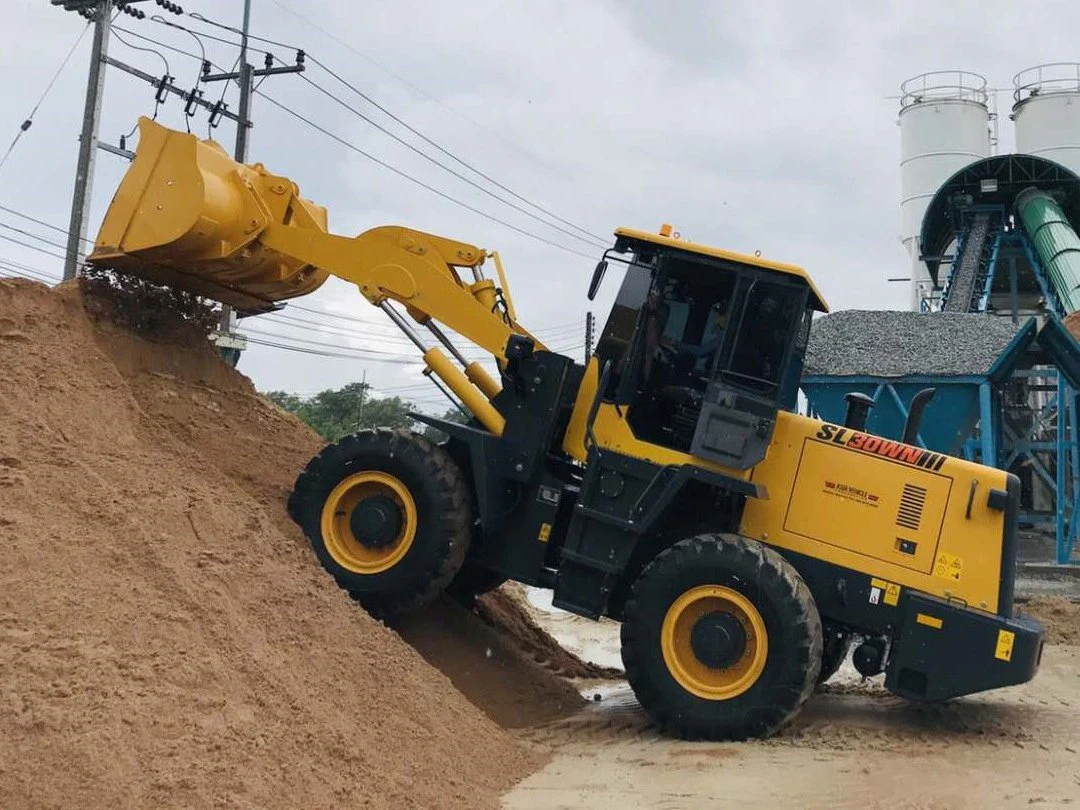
[589,228,828,469]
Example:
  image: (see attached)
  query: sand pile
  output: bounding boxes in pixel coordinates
[0,279,549,809]
[1018,597,1080,645]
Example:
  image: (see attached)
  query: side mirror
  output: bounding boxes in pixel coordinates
[587,259,608,301]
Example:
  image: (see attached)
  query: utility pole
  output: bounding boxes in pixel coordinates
[233,0,253,162]
[63,0,111,280]
[203,0,303,359]
[584,311,595,362]
[216,0,252,349]
[357,369,368,429]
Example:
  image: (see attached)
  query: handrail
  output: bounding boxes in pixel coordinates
[1013,63,1080,105]
[900,70,988,109]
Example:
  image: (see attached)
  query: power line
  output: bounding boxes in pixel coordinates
[112,24,207,63]
[305,57,606,245]
[0,204,94,244]
[96,24,600,260]
[0,220,73,252]
[184,10,607,247]
[296,72,605,250]
[0,257,61,284]
[237,0,540,164]
[240,325,427,360]
[0,204,588,341]
[0,21,92,174]
[0,233,67,261]
[254,90,595,260]
[109,23,170,77]
[242,334,424,364]
[260,315,499,360]
[275,304,584,340]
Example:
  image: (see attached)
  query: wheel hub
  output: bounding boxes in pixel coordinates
[689,610,747,669]
[349,494,403,548]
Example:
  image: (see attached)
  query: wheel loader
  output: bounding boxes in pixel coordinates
[89,118,1045,740]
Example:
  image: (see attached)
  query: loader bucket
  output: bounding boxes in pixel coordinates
[89,117,330,314]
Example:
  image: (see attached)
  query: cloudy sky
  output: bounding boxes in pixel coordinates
[3,0,1077,410]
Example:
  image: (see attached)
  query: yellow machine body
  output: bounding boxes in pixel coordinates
[740,411,1009,614]
[563,359,1007,614]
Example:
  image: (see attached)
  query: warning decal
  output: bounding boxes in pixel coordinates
[933,552,963,582]
[870,577,901,607]
[995,629,1015,662]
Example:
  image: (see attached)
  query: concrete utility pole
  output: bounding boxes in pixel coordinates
[233,0,253,162]
[63,0,111,280]
[584,311,595,362]
[205,0,303,358]
[216,0,253,345]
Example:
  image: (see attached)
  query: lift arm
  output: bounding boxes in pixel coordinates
[89,118,554,434]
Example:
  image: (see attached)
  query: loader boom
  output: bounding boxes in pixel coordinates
[90,118,545,434]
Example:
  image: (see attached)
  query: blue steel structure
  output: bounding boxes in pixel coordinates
[807,154,1080,563]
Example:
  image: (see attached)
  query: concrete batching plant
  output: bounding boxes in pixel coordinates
[804,65,1080,564]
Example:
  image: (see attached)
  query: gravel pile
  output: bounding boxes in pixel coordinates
[805,310,1026,377]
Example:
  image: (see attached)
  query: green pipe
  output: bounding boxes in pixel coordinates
[1016,187,1080,314]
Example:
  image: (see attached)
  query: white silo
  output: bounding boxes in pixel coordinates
[1013,63,1080,177]
[899,71,991,310]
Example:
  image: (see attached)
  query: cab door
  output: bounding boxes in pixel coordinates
[691,278,809,469]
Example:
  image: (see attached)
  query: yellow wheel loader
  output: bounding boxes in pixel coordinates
[90,118,1045,740]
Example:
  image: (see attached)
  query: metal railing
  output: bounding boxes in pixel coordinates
[1013,63,1080,105]
[900,70,988,109]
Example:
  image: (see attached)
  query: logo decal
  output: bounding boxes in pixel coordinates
[815,424,947,471]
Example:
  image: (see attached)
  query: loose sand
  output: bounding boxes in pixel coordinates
[0,279,559,809]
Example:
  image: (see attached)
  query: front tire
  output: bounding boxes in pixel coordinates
[621,534,822,740]
[288,428,471,617]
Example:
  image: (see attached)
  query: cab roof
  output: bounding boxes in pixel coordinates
[614,227,829,312]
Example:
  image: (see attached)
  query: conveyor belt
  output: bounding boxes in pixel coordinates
[942,213,990,313]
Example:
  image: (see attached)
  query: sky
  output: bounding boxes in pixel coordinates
[2,0,1078,412]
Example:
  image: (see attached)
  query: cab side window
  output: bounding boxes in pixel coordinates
[725,280,805,393]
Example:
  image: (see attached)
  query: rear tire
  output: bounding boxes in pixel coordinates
[288,428,471,617]
[621,533,822,740]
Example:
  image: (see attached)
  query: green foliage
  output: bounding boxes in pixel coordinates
[421,407,469,443]
[265,382,416,441]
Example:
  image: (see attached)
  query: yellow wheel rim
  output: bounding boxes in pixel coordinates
[319,471,417,575]
[661,585,768,701]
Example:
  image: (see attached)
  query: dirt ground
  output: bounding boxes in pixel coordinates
[509,591,1080,810]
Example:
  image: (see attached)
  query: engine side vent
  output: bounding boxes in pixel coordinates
[896,484,927,531]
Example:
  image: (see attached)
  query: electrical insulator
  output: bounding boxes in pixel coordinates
[296,50,305,66]
[264,52,274,69]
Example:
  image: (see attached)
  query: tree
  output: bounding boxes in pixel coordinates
[265,382,415,441]
[421,407,469,443]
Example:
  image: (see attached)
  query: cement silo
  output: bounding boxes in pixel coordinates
[899,71,991,310]
[1013,63,1080,178]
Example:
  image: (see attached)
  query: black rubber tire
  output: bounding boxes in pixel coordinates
[621,533,822,740]
[446,561,507,605]
[288,428,471,618]
[817,624,852,685]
